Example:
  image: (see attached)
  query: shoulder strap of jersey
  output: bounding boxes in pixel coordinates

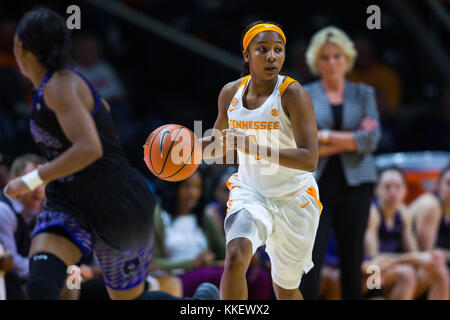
[238,75,251,89]
[279,76,298,98]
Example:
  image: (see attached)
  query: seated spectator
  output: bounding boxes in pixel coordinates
[411,165,450,268]
[0,154,46,299]
[152,170,272,299]
[363,167,449,300]
[318,233,388,300]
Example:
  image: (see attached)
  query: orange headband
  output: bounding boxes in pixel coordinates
[242,23,286,51]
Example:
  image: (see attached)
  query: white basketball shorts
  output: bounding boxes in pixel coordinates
[224,173,322,290]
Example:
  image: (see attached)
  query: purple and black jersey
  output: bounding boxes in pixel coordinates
[30,66,156,290]
[30,65,127,183]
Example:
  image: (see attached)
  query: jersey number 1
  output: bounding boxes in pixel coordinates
[249,135,260,160]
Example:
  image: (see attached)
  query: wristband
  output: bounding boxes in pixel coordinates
[320,129,331,144]
[20,169,44,191]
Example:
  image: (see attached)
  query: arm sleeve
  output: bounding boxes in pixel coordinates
[352,85,382,154]
[0,204,29,279]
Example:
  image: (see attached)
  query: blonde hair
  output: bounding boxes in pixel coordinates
[306,26,357,76]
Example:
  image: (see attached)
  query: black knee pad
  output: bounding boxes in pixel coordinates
[26,253,68,300]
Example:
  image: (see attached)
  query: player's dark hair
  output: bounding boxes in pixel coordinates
[377,166,406,185]
[240,20,284,77]
[16,7,71,71]
[157,168,206,228]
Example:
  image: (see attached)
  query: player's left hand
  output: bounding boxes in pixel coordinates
[4,178,31,201]
[222,128,258,157]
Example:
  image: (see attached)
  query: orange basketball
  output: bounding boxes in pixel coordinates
[143,124,202,182]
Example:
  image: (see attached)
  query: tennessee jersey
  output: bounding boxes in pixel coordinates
[227,74,313,198]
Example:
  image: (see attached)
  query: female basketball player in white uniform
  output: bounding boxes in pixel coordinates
[202,21,322,300]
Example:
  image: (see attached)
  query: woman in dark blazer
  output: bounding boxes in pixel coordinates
[299,26,381,300]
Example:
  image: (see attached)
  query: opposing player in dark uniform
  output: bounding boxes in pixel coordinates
[5,7,217,300]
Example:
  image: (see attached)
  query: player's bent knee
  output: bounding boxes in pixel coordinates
[26,252,68,300]
[225,238,252,273]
